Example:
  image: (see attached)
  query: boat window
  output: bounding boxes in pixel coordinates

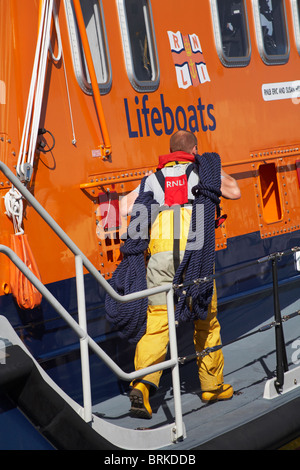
[64,0,112,95]
[210,0,251,67]
[258,162,283,223]
[117,0,160,92]
[252,0,289,64]
[291,0,300,56]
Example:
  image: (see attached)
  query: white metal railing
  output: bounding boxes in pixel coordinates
[0,161,184,441]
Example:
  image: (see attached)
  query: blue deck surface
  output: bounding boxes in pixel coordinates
[92,305,300,450]
[1,252,300,449]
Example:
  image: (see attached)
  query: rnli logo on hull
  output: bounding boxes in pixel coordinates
[167,31,210,89]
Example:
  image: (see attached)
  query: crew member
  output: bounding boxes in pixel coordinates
[121,130,241,419]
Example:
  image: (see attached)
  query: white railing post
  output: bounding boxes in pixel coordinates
[75,255,92,423]
[166,288,184,441]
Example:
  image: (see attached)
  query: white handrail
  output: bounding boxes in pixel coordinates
[75,255,92,424]
[0,244,181,433]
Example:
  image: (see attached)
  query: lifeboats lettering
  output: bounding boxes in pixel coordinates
[124,93,216,138]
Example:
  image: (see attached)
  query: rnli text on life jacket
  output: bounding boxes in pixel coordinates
[124,93,216,138]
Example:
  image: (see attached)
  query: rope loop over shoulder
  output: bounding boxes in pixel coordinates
[105,176,160,343]
[173,152,221,322]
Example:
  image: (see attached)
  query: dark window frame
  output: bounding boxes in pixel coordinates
[291,0,300,56]
[210,0,252,67]
[117,0,160,92]
[252,0,290,65]
[64,0,112,95]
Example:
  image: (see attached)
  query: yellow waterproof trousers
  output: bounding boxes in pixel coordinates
[132,208,224,391]
[133,282,224,391]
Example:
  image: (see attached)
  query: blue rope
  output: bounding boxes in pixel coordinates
[105,177,160,343]
[173,153,221,322]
